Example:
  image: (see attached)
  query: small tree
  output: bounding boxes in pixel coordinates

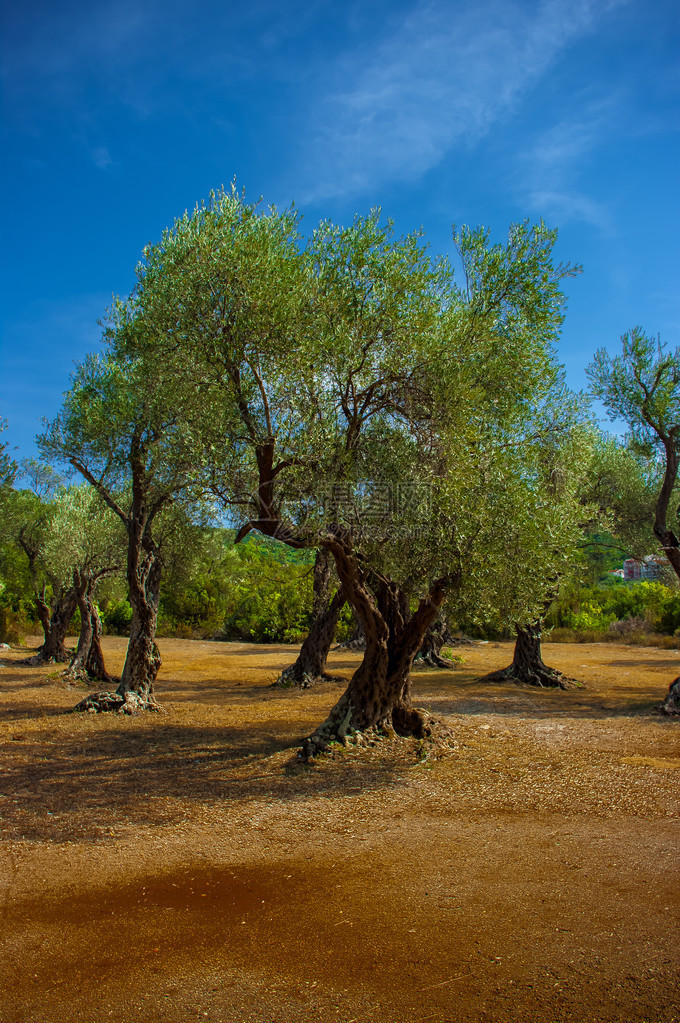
[40,346,206,711]
[477,413,595,689]
[587,328,680,713]
[41,486,125,683]
[2,467,79,664]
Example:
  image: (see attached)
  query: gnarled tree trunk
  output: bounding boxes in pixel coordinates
[84,601,109,681]
[660,676,680,716]
[24,586,77,665]
[414,614,456,668]
[479,621,571,689]
[64,569,111,684]
[72,515,162,714]
[300,538,455,758]
[279,549,346,686]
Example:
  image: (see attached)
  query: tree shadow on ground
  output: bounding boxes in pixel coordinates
[413,672,668,720]
[419,694,665,719]
[0,720,407,844]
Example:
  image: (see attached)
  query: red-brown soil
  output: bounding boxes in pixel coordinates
[0,637,678,1023]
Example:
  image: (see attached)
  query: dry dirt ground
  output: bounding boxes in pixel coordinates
[0,637,678,1023]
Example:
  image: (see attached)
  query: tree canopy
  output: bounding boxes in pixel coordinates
[587,328,680,580]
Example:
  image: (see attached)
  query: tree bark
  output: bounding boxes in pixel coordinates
[279,549,346,686]
[24,587,77,665]
[84,600,109,681]
[72,500,162,713]
[413,614,457,668]
[479,621,572,689]
[64,570,111,684]
[659,676,680,716]
[300,538,455,758]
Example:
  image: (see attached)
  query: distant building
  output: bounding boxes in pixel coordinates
[622,555,664,581]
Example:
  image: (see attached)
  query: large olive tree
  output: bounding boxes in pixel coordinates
[114,188,583,753]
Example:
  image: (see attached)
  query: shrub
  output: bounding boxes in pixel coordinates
[102,598,133,635]
[607,615,649,638]
[0,606,26,645]
[549,580,680,636]
[561,602,616,632]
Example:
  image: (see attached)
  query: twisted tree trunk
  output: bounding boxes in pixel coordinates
[64,569,111,684]
[479,621,570,689]
[414,614,457,668]
[660,677,680,716]
[279,549,346,686]
[300,538,455,758]
[72,507,162,714]
[24,586,77,665]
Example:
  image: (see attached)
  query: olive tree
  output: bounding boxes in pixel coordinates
[41,485,125,684]
[2,467,78,664]
[587,327,680,713]
[40,346,206,711]
[119,187,582,754]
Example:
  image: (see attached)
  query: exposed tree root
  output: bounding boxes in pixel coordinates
[19,650,72,667]
[478,622,583,690]
[60,667,110,689]
[413,649,458,669]
[274,667,344,689]
[659,676,680,716]
[479,664,577,690]
[68,690,162,714]
[298,695,448,760]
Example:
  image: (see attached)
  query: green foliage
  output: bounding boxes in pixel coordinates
[0,604,28,645]
[587,329,680,582]
[102,598,134,636]
[547,580,680,636]
[220,537,313,643]
[587,329,680,453]
[156,530,314,641]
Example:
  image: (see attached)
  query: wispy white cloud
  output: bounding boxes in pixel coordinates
[301,0,627,200]
[517,100,619,229]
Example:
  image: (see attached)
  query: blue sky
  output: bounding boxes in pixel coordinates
[1,0,678,459]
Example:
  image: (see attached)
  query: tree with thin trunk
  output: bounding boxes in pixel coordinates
[588,328,680,715]
[40,485,124,685]
[2,482,78,665]
[40,344,206,712]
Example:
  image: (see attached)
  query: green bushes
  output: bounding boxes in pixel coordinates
[220,545,313,643]
[0,605,27,645]
[160,533,315,642]
[547,580,680,639]
[101,598,133,636]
